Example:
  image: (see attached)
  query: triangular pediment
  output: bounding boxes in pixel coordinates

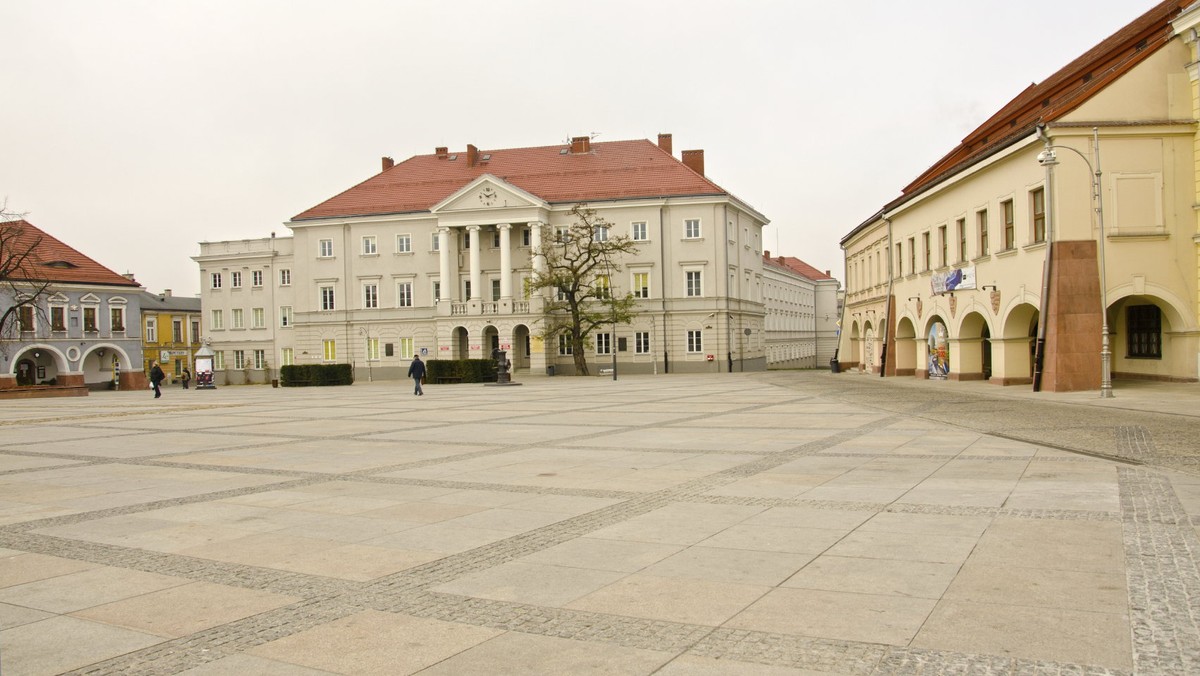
[48,292,70,303]
[80,293,101,304]
[431,175,546,214]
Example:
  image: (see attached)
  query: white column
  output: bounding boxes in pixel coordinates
[498,223,512,299]
[438,227,452,301]
[529,221,545,278]
[467,225,481,300]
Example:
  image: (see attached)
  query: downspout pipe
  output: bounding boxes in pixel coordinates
[879,216,894,377]
[659,203,669,374]
[1032,124,1055,392]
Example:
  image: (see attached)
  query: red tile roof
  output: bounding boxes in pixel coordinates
[894,0,1187,205]
[293,138,727,221]
[1,219,141,287]
[763,253,835,281]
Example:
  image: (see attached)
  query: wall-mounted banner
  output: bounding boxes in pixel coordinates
[931,266,976,295]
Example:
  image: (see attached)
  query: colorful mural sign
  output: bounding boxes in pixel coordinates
[928,322,949,380]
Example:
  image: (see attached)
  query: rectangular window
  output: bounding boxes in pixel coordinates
[685,270,702,297]
[252,308,265,329]
[323,339,336,361]
[213,351,224,370]
[211,309,223,330]
[280,305,292,327]
[396,234,411,253]
[83,307,97,332]
[210,272,222,289]
[253,349,265,369]
[432,281,441,301]
[978,209,990,256]
[397,281,413,307]
[172,319,182,343]
[1127,305,1162,359]
[280,269,291,286]
[281,347,294,366]
[558,335,573,355]
[319,239,333,257]
[463,231,471,249]
[938,225,947,267]
[631,221,647,241]
[363,283,379,309]
[492,229,501,248]
[922,232,931,271]
[365,338,380,361]
[491,279,501,301]
[252,270,263,287]
[233,350,245,369]
[111,307,125,332]
[192,319,200,342]
[594,275,610,300]
[895,243,903,277]
[596,332,611,354]
[684,219,701,239]
[398,337,414,359]
[1002,199,1015,249]
[232,308,244,329]
[635,331,650,354]
[18,306,34,332]
[687,329,703,353]
[521,227,531,247]
[231,271,242,288]
[464,280,471,300]
[632,272,649,299]
[908,238,916,274]
[957,218,968,262]
[362,235,377,255]
[51,306,65,331]
[1032,188,1046,243]
[431,232,441,251]
[320,286,335,311]
[593,225,609,242]
[556,226,570,243]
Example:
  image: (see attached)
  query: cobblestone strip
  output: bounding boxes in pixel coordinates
[0,531,358,598]
[1119,467,1200,675]
[683,493,1120,522]
[688,627,886,674]
[870,646,1131,675]
[66,595,358,676]
[1117,426,1156,460]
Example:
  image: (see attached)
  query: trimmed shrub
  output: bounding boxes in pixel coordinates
[424,359,497,383]
[280,363,355,387]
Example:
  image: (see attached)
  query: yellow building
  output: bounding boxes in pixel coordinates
[839,0,1199,390]
[140,290,202,384]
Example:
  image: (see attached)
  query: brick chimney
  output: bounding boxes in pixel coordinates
[657,133,673,155]
[435,146,448,158]
[682,149,705,176]
[466,144,479,167]
[381,156,394,171]
[764,250,770,258]
[570,136,591,154]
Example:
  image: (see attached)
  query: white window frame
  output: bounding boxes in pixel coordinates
[231,308,244,329]
[210,272,222,289]
[280,269,291,286]
[396,233,412,254]
[594,225,609,242]
[281,347,294,366]
[252,270,263,287]
[233,350,245,369]
[685,270,703,297]
[362,235,378,256]
[558,335,573,355]
[322,339,336,361]
[320,286,335,311]
[635,331,650,354]
[596,332,611,355]
[632,271,650,299]
[363,283,379,309]
[684,218,701,239]
[253,349,265,370]
[398,337,414,359]
[631,221,648,241]
[280,305,292,328]
[145,316,157,343]
[231,271,242,288]
[687,329,703,353]
[318,239,334,258]
[252,307,265,329]
[397,281,413,308]
[431,232,440,251]
[213,351,225,370]
[211,309,223,330]
[365,338,380,361]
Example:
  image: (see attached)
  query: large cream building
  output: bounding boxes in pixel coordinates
[195,134,787,383]
[762,253,840,370]
[839,0,1200,390]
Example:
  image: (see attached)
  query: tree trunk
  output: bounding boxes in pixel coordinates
[572,335,589,375]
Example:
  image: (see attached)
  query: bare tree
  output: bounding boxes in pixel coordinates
[0,201,51,353]
[529,204,639,375]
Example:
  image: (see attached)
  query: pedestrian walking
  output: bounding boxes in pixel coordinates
[149,361,166,399]
[181,367,191,389]
[407,355,426,396]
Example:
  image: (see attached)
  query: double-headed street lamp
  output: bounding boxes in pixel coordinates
[1036,125,1113,398]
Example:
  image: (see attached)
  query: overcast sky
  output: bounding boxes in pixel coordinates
[2,0,1154,296]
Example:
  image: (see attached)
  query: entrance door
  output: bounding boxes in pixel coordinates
[981,326,992,380]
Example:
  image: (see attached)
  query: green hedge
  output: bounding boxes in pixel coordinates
[279,363,355,387]
[425,359,497,383]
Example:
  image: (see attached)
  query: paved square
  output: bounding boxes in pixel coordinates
[1,371,1198,674]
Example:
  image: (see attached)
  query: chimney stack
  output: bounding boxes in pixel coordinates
[381,156,394,172]
[657,133,673,155]
[570,136,592,154]
[682,149,705,176]
[466,144,479,167]
[163,289,172,298]
[435,146,448,158]
[764,250,770,258]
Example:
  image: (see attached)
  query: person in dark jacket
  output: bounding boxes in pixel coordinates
[181,367,191,389]
[149,361,166,399]
[407,355,426,396]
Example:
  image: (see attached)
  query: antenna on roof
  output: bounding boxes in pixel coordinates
[590,132,601,140]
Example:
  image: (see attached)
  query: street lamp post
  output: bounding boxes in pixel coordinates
[1036,125,1113,398]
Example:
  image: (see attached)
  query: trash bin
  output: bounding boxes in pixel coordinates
[546,365,556,376]
[830,358,839,374]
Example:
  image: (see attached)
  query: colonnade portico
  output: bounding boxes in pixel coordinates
[436,221,546,309]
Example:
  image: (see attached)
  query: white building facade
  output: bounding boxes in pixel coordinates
[762,253,841,369]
